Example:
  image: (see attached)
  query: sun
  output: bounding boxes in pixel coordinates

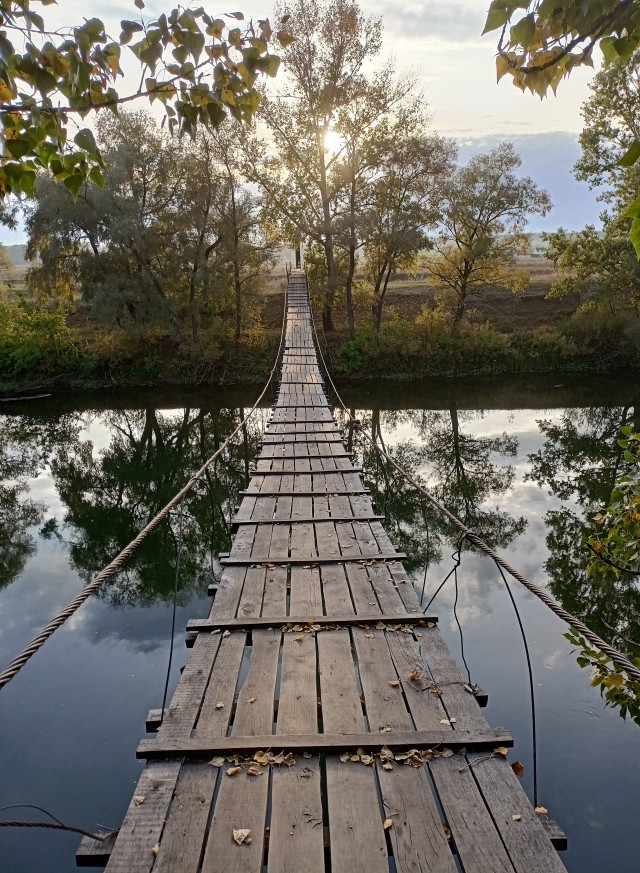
[324,127,345,156]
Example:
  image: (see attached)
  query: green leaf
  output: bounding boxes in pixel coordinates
[482,4,510,36]
[134,0,145,9]
[63,172,84,198]
[74,128,99,156]
[89,166,105,187]
[618,140,640,167]
[226,11,245,20]
[510,13,535,49]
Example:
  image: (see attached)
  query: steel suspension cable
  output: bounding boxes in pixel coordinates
[0,287,289,691]
[308,293,640,685]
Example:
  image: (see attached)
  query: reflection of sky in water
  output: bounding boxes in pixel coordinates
[0,396,639,872]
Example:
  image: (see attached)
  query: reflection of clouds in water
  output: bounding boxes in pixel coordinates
[542,648,566,671]
[78,594,209,653]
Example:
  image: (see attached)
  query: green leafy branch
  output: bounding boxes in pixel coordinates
[564,628,640,726]
[0,1,293,198]
[586,426,640,578]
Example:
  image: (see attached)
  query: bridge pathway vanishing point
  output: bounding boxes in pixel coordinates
[79,272,567,873]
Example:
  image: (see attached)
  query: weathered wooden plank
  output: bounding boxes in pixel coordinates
[155,633,222,739]
[352,627,411,733]
[290,565,323,614]
[376,762,457,873]
[320,564,354,614]
[188,613,430,632]
[104,761,181,873]
[236,566,265,618]
[232,628,280,736]
[260,565,288,616]
[195,632,246,739]
[149,763,217,873]
[200,760,270,873]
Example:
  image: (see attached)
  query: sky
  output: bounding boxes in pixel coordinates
[0,0,603,244]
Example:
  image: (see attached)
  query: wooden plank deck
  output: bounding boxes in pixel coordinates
[79,272,567,872]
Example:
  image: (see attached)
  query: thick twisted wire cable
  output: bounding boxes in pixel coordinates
[308,292,640,685]
[0,288,289,691]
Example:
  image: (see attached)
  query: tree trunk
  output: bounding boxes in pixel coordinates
[317,125,337,333]
[345,244,356,339]
[373,264,393,330]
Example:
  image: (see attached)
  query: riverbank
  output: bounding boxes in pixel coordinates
[2,276,640,394]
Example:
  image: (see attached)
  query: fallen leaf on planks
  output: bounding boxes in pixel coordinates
[511,761,525,778]
[233,828,252,845]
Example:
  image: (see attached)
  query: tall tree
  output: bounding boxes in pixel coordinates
[361,132,457,330]
[574,50,640,212]
[205,128,276,346]
[423,143,551,328]
[247,0,382,331]
[25,110,272,345]
[543,219,640,315]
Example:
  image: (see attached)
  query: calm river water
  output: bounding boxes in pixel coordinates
[0,375,639,872]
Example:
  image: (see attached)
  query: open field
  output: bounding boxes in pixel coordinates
[263,256,574,334]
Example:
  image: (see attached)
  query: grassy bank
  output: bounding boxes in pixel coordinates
[2,268,640,393]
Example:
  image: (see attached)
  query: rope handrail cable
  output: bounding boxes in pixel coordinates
[307,289,640,685]
[0,286,289,692]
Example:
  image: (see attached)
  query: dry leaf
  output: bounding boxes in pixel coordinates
[227,766,241,777]
[350,754,361,762]
[441,749,454,758]
[360,754,374,766]
[364,632,375,639]
[133,795,145,805]
[407,667,421,682]
[303,751,312,758]
[232,828,252,845]
[247,696,257,704]
[294,635,305,642]
[210,756,225,767]
[388,679,400,687]
[151,843,159,856]
[383,818,394,830]
[253,750,270,765]
[375,621,386,629]
[247,764,263,776]
[382,762,393,771]
[493,746,509,757]
[511,814,522,822]
[215,701,225,710]
[381,726,392,733]
[212,628,221,634]
[511,761,525,778]
[440,719,452,725]
[535,806,548,815]
[340,752,350,763]
[222,630,231,638]
[449,717,457,723]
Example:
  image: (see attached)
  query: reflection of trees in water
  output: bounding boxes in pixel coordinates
[49,407,260,606]
[340,404,525,576]
[527,406,640,652]
[0,415,82,590]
